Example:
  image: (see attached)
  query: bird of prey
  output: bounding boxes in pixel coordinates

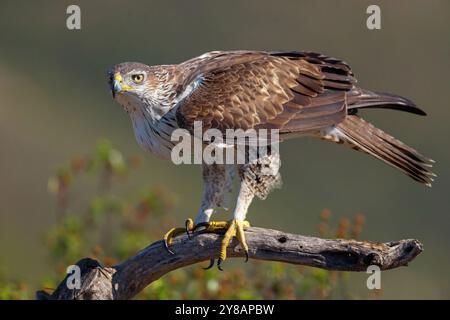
[108,50,434,270]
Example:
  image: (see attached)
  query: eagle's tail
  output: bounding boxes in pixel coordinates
[346,89,427,116]
[331,114,435,186]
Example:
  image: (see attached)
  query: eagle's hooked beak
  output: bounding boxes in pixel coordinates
[111,73,132,98]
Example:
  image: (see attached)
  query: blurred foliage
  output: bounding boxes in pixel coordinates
[0,140,377,299]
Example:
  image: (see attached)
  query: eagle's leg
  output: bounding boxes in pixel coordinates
[193,163,232,225]
[215,152,282,270]
[187,162,253,270]
[163,163,232,255]
[216,180,254,270]
[192,179,253,270]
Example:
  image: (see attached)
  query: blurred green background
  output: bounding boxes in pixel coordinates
[0,0,449,299]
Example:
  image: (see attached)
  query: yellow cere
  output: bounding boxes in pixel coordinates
[114,73,132,91]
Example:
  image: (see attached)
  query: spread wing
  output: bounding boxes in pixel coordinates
[175,50,355,135]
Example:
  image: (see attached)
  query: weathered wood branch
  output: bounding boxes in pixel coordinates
[36,227,423,300]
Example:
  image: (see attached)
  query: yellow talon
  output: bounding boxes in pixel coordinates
[218,219,250,270]
[236,220,249,254]
[163,218,250,270]
[163,218,195,254]
[185,218,194,230]
[204,221,229,231]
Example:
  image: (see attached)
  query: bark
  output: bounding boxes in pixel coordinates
[36,226,423,300]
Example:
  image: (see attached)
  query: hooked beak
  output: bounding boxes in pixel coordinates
[111,73,131,98]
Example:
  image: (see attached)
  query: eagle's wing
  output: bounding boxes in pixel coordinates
[175,51,355,135]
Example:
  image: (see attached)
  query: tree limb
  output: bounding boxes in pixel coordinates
[36,226,423,300]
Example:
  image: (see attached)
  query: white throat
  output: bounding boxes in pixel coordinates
[114,73,201,160]
[116,93,178,160]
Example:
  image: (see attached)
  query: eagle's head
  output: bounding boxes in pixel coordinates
[108,62,151,98]
[107,62,180,159]
[108,62,179,121]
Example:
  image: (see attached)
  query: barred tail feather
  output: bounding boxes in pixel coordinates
[334,115,435,186]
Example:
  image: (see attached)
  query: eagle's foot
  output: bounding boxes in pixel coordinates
[163,218,195,254]
[194,219,250,271]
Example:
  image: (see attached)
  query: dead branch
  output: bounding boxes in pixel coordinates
[36,226,423,300]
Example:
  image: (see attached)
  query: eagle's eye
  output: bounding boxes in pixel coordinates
[131,74,144,84]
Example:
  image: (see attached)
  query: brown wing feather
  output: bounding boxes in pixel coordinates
[175,51,356,135]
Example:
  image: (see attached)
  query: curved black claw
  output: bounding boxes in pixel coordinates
[202,259,215,270]
[163,240,175,255]
[244,250,249,263]
[185,219,192,239]
[217,258,224,271]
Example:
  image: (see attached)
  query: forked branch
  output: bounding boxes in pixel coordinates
[36,226,423,300]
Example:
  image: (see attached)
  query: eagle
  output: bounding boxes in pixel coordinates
[108,50,434,270]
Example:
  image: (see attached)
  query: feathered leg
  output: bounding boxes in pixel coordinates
[194,163,234,224]
[163,163,233,254]
[215,152,282,270]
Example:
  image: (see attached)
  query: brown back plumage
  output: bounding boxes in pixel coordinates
[174,50,434,185]
[176,51,354,134]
